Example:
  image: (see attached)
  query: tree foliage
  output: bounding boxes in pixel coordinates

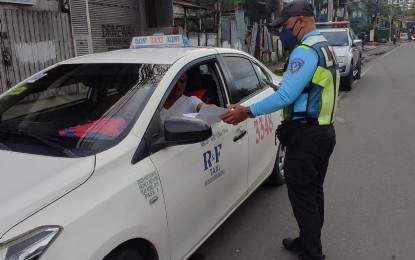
[202,0,278,21]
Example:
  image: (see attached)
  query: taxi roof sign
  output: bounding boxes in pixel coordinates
[316,21,350,28]
[130,34,190,48]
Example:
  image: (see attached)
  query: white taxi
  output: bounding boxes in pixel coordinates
[0,35,285,260]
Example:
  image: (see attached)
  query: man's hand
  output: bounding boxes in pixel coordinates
[221,104,248,125]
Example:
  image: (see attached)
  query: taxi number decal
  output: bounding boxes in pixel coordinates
[137,172,160,199]
[254,114,274,144]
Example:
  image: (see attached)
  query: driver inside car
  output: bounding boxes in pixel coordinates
[160,72,206,122]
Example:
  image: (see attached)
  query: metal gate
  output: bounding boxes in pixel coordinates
[0,9,73,93]
[69,0,140,56]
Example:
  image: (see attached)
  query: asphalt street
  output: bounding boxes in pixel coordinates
[191,41,415,260]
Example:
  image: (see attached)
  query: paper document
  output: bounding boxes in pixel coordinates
[196,106,230,124]
[183,113,197,118]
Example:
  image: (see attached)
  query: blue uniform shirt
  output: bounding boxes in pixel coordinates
[250,30,320,117]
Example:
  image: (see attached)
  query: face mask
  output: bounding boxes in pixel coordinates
[280,19,301,47]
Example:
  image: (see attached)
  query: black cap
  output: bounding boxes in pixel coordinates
[269,0,315,28]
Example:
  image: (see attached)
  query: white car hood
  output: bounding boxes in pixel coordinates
[332,46,349,57]
[0,150,95,239]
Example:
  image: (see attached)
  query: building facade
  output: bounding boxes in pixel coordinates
[0,0,176,93]
[0,0,72,92]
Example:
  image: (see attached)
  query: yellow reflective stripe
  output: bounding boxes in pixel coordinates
[331,70,340,122]
[311,66,336,125]
[282,107,289,120]
[298,45,311,50]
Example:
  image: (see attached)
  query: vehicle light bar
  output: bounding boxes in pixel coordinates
[315,21,350,28]
[130,34,191,48]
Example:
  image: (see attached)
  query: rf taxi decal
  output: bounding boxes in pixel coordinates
[203,144,225,186]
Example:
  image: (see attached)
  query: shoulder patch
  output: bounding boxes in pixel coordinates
[290,58,305,73]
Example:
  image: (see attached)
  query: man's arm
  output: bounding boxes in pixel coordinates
[250,46,318,116]
[221,46,318,125]
[196,102,205,112]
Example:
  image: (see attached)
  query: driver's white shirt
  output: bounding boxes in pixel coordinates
[160,95,202,122]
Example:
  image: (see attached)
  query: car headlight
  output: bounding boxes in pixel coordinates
[0,226,62,260]
[336,56,346,63]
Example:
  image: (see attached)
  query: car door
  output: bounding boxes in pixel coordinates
[219,55,279,193]
[147,58,249,260]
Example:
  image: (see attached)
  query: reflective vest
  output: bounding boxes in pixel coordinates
[283,35,340,125]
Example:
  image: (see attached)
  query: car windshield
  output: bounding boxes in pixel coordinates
[0,63,170,157]
[320,30,350,46]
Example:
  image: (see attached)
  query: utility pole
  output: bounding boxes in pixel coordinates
[215,0,221,47]
[344,0,349,20]
[328,0,333,22]
[389,0,393,42]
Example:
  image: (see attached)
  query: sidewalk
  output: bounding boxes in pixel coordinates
[362,42,398,64]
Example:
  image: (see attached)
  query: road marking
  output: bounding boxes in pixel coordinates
[361,65,373,77]
[380,43,405,60]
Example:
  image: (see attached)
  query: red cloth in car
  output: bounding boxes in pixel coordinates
[59,117,127,138]
[184,89,207,100]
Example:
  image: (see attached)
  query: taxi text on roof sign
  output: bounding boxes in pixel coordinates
[315,21,350,28]
[130,34,191,48]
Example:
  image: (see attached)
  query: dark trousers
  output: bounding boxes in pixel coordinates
[284,124,336,260]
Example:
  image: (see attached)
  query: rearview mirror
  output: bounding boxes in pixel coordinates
[353,39,362,46]
[263,78,280,91]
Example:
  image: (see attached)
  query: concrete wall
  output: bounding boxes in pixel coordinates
[0,0,60,12]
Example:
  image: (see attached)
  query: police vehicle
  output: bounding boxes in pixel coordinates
[0,35,285,260]
[317,22,363,91]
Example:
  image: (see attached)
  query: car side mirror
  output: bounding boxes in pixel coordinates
[164,116,212,144]
[353,39,362,46]
[263,78,280,91]
[142,115,212,157]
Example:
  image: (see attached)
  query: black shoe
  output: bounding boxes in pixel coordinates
[282,237,301,252]
[297,253,326,260]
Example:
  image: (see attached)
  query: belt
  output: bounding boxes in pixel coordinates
[283,118,333,127]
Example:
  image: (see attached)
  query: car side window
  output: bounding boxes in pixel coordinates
[223,56,263,103]
[160,61,223,124]
[349,30,356,43]
[184,63,221,106]
[349,30,355,39]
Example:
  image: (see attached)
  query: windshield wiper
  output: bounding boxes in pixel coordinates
[0,128,78,158]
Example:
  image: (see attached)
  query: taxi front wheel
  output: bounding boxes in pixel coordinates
[354,59,362,80]
[341,66,353,91]
[105,248,144,260]
[268,143,286,186]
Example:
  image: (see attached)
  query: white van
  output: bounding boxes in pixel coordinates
[400,32,408,40]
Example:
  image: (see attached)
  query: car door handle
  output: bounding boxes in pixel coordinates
[233,130,247,142]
